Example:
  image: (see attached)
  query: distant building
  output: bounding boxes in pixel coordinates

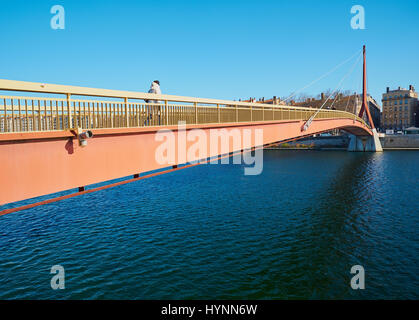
[240,96,287,105]
[381,85,419,131]
[239,93,382,128]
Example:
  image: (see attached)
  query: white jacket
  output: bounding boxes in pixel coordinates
[149,81,161,95]
[146,82,161,104]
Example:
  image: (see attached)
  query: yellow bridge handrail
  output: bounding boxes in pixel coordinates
[0,79,370,133]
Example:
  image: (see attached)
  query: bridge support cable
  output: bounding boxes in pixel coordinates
[281,49,362,104]
[327,55,362,111]
[328,58,360,111]
[353,94,359,123]
[302,52,363,131]
[351,64,363,122]
[343,93,353,112]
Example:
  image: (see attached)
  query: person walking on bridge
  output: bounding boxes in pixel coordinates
[144,80,162,125]
[147,80,161,99]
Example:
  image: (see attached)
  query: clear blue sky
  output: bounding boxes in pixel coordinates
[0,0,418,106]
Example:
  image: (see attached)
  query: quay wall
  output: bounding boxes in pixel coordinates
[269,135,419,150]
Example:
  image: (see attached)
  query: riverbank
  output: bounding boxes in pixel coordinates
[265,134,419,150]
[380,134,419,149]
[265,136,348,150]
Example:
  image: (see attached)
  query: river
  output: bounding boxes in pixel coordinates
[0,150,418,299]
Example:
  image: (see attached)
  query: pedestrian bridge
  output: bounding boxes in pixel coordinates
[0,79,375,210]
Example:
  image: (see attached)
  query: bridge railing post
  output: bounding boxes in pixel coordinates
[217,104,220,123]
[194,102,198,124]
[165,100,169,125]
[235,105,238,122]
[66,93,73,129]
[125,97,129,127]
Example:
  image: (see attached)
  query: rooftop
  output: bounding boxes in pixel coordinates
[385,85,415,93]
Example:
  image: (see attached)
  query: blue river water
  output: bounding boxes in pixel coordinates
[0,150,418,299]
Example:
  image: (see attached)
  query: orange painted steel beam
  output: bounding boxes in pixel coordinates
[0,119,372,207]
[0,141,286,216]
[358,45,375,129]
[0,149,245,216]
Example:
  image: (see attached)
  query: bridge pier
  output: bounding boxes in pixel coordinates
[347,129,383,152]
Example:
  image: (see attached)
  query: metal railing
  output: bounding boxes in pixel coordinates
[0,79,369,133]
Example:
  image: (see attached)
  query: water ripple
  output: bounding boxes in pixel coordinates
[0,151,418,299]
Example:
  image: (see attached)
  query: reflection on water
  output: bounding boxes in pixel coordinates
[0,151,417,299]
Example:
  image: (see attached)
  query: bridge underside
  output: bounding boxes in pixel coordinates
[0,118,372,206]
